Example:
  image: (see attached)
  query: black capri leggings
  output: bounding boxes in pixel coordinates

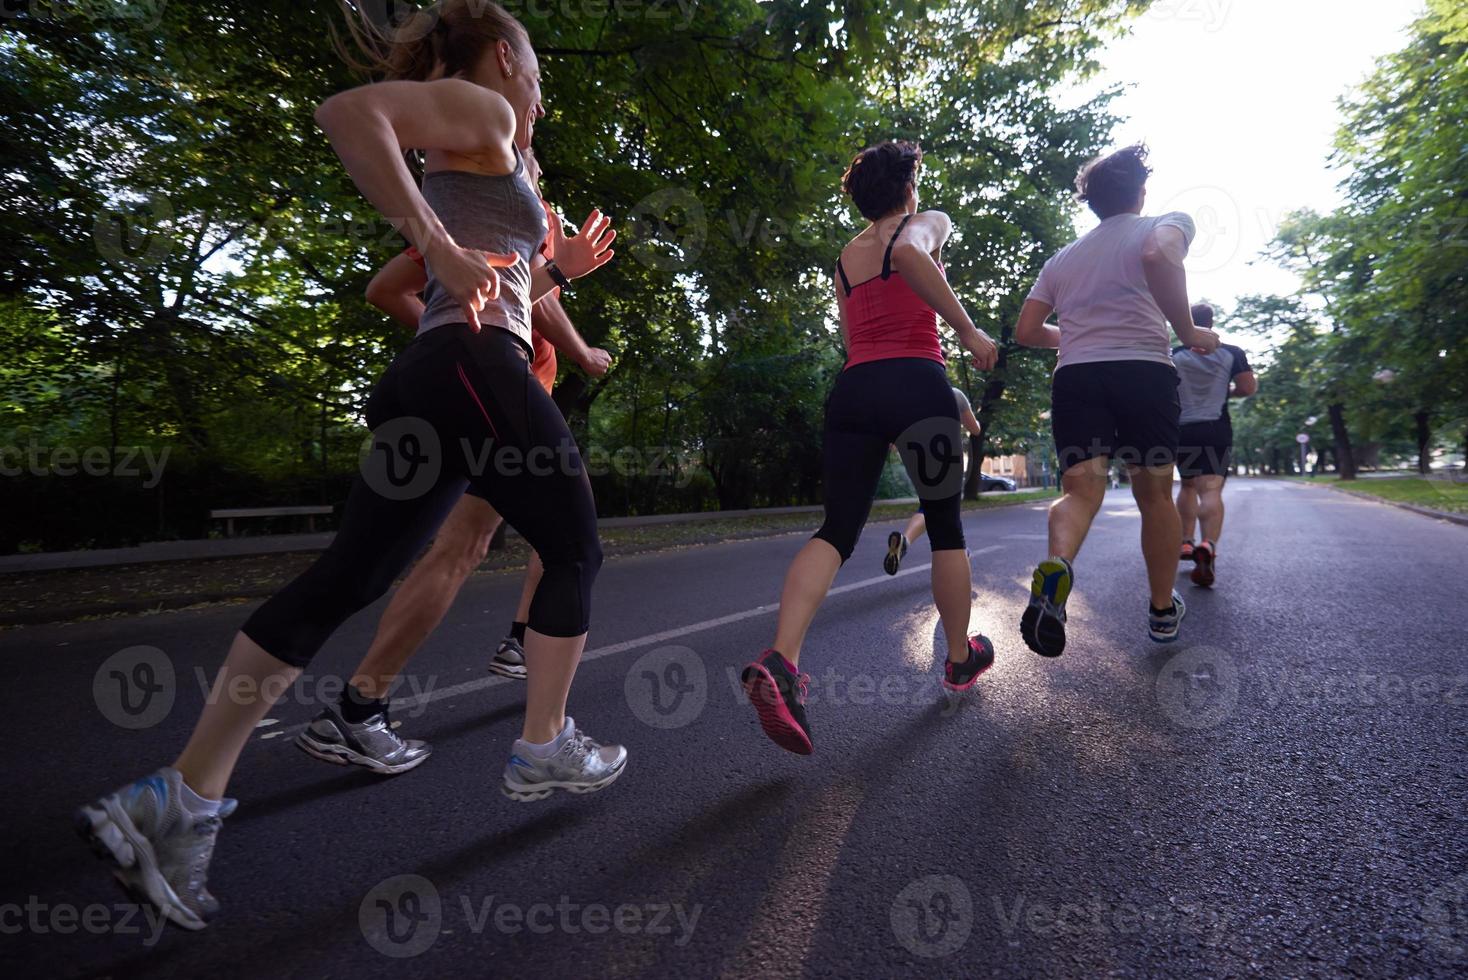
[242,325,601,669]
[814,357,966,562]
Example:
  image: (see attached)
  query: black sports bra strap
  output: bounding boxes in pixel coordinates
[835,258,853,296]
[881,213,915,279]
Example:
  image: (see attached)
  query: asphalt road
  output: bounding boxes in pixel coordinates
[3,480,1466,979]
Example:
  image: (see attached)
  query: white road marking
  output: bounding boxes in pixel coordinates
[261,544,1006,739]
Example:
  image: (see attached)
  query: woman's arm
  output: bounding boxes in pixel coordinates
[899,210,953,256]
[365,252,429,331]
[889,242,998,370]
[527,254,611,376]
[1014,299,1060,349]
[315,79,519,331]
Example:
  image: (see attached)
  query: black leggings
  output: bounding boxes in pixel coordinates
[242,325,601,669]
[814,358,966,562]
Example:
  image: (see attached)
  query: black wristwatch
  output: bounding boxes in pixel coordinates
[544,260,571,291]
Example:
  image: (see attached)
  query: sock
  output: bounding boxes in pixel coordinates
[339,684,389,724]
[178,777,223,818]
[1150,601,1177,616]
[521,717,573,758]
[509,621,528,644]
[1182,538,1194,545]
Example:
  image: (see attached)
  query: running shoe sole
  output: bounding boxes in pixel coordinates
[1190,548,1215,588]
[487,659,528,679]
[500,760,627,803]
[74,800,206,931]
[883,532,904,576]
[294,732,431,775]
[742,664,814,755]
[1020,560,1071,658]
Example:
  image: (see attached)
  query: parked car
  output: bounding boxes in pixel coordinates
[977,473,1016,492]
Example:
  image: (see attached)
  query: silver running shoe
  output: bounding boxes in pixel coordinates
[501,718,627,802]
[75,767,236,931]
[296,704,431,774]
[489,636,528,678]
[1147,589,1188,643]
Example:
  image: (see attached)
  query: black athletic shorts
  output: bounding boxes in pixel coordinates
[1051,360,1180,474]
[1176,418,1233,478]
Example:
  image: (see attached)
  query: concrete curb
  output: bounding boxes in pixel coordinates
[0,492,1056,627]
[0,492,1053,575]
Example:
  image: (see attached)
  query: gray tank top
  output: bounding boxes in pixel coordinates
[417,149,547,348]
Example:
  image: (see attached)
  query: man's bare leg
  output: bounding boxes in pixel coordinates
[349,494,501,700]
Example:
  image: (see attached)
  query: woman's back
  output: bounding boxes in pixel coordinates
[836,211,944,368]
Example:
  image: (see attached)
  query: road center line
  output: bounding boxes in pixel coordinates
[259,544,1006,739]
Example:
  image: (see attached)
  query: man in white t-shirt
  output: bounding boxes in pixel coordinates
[1013,143,1220,655]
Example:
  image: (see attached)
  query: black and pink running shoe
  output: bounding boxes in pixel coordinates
[741,649,813,755]
[943,635,995,692]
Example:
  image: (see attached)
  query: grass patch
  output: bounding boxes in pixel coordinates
[1286,475,1468,514]
[0,489,1056,626]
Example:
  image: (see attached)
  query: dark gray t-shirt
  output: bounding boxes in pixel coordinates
[418,151,547,350]
[1172,343,1251,424]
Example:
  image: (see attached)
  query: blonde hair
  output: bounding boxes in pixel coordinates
[333,0,531,81]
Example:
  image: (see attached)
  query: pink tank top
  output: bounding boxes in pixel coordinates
[836,214,945,368]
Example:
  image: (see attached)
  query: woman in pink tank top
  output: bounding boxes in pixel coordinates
[741,140,1001,756]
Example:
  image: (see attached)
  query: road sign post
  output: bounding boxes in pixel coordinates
[1296,432,1310,476]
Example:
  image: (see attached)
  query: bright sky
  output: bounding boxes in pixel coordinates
[1072,0,1422,346]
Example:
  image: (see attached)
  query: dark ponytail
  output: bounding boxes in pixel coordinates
[841,141,923,221]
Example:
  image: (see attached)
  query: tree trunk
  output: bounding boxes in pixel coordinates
[1414,410,1431,475]
[1327,403,1357,480]
[966,434,986,495]
[965,334,1011,499]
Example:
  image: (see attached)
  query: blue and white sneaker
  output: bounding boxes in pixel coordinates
[1147,589,1187,643]
[501,718,627,802]
[75,768,236,931]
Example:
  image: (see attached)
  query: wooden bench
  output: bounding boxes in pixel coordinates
[210,505,333,537]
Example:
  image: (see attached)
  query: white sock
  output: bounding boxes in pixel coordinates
[520,718,573,758]
[177,776,223,818]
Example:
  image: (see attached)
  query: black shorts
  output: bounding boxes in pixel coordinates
[1177,419,1233,478]
[1051,360,1180,474]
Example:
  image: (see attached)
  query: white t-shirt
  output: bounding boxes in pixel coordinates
[1027,212,1196,370]
[952,386,972,416]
